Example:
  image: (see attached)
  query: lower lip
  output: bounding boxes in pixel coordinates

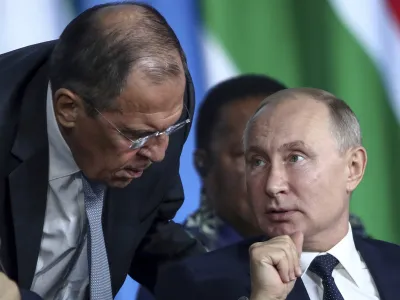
[266,211,297,221]
[118,169,143,179]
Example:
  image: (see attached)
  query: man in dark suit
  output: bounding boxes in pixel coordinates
[0,2,204,300]
[156,88,400,300]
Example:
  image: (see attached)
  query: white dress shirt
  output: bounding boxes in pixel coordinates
[30,85,89,300]
[300,224,380,299]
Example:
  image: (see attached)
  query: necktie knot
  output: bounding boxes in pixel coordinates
[308,253,340,280]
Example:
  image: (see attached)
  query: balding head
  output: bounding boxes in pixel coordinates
[245,87,362,154]
[50,2,186,115]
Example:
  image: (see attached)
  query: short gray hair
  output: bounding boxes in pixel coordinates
[244,87,362,153]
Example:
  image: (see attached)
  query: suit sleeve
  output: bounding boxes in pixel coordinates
[128,173,206,292]
[154,261,202,300]
[20,289,43,300]
[155,261,244,300]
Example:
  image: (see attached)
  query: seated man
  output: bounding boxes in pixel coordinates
[155,88,397,300]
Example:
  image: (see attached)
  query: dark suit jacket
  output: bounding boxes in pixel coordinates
[20,289,43,300]
[156,235,400,300]
[0,41,205,297]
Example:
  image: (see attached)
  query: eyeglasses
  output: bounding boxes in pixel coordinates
[94,105,191,150]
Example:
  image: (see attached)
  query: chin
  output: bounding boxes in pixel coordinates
[106,178,133,188]
[262,222,300,238]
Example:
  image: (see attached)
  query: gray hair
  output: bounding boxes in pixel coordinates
[50,2,187,116]
[244,87,362,153]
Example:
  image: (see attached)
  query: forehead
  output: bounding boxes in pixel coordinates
[120,69,186,111]
[245,96,335,149]
[220,97,264,128]
[213,97,263,143]
[113,70,186,130]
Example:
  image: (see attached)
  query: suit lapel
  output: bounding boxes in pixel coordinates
[9,63,49,288]
[103,168,156,295]
[355,237,400,300]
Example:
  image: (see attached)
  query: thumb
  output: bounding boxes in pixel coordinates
[290,231,304,256]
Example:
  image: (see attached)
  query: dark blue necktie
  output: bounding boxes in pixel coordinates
[308,254,344,300]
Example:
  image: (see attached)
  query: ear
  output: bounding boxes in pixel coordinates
[193,149,210,178]
[346,146,367,193]
[53,88,85,129]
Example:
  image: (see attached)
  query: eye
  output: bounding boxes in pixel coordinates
[250,158,266,168]
[288,154,305,163]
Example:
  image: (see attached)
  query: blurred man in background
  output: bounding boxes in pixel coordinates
[136,75,369,299]
[0,2,204,300]
[136,74,285,300]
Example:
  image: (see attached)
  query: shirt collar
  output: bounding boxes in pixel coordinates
[300,223,364,287]
[46,84,80,180]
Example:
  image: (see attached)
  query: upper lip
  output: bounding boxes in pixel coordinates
[266,208,295,213]
[126,164,150,172]
[125,167,144,174]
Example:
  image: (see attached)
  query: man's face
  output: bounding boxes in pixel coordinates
[244,96,353,243]
[60,69,186,188]
[204,98,264,237]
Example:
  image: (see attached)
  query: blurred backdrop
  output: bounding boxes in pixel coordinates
[1,0,399,298]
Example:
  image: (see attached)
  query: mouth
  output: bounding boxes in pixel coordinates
[265,209,298,221]
[116,168,144,179]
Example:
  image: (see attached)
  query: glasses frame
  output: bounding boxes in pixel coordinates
[94,105,191,150]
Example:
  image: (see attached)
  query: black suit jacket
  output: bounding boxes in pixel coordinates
[20,289,43,300]
[0,41,204,296]
[156,235,400,300]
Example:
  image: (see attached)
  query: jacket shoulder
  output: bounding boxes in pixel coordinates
[0,40,56,70]
[359,237,400,254]
[175,236,259,275]
[0,41,55,123]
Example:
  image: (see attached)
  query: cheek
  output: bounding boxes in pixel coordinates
[221,158,246,192]
[290,165,334,214]
[246,171,265,210]
[104,149,139,170]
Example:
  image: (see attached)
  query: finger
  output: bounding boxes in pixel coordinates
[289,239,301,277]
[290,231,304,256]
[274,248,291,283]
[281,241,296,281]
[290,232,304,276]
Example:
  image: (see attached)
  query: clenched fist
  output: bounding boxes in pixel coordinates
[249,232,304,300]
[0,272,20,300]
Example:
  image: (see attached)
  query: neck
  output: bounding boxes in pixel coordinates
[303,217,349,252]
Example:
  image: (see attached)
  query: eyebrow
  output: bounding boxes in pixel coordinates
[245,140,311,154]
[277,140,308,152]
[120,127,157,137]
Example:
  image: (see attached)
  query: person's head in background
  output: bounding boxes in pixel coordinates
[193,74,287,238]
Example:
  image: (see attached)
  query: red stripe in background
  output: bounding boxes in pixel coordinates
[387,0,400,27]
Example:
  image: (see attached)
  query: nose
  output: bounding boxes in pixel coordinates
[139,134,169,162]
[265,162,288,198]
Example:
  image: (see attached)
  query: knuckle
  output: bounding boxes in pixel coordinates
[249,244,262,258]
